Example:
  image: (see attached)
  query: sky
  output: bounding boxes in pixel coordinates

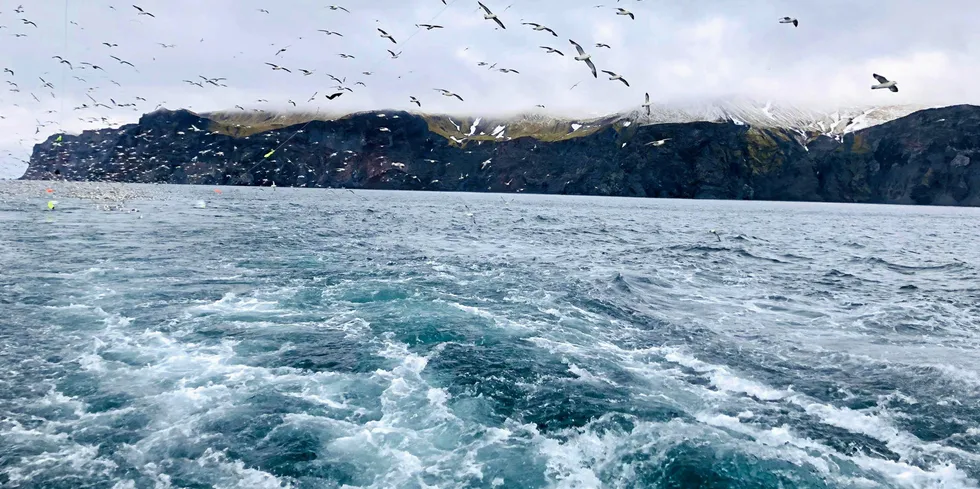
[2,0,979,178]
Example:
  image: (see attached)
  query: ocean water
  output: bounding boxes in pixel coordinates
[1,182,979,489]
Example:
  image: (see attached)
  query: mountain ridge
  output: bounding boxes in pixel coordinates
[22,103,980,207]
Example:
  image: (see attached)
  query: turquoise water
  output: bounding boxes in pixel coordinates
[2,183,979,488]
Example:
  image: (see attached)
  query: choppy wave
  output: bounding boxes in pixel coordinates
[1,182,979,488]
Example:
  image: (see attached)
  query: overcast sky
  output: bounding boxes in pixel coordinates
[2,0,979,178]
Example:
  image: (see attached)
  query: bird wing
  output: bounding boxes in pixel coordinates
[873,73,889,83]
[889,86,898,92]
[628,13,634,19]
[645,92,650,103]
[378,28,388,35]
[453,93,464,101]
[569,39,585,55]
[792,19,798,26]
[620,78,629,87]
[545,28,557,36]
[646,105,650,116]
[584,59,597,78]
[477,1,492,14]
[493,17,505,29]
[601,70,615,76]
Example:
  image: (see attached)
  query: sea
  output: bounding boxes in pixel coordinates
[1,181,979,489]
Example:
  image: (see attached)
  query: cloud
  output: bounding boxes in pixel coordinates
[2,0,979,177]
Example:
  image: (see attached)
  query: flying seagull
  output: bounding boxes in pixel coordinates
[417,24,443,30]
[434,88,464,101]
[288,100,296,106]
[3,68,13,76]
[779,17,798,27]
[410,96,421,107]
[110,55,136,68]
[871,73,898,92]
[615,8,634,19]
[522,22,557,36]
[595,43,611,49]
[102,42,118,47]
[378,28,396,43]
[642,92,651,115]
[339,53,356,58]
[318,29,343,36]
[540,46,564,56]
[325,92,344,100]
[265,62,292,72]
[274,46,289,56]
[328,5,350,12]
[602,70,629,86]
[387,50,400,59]
[477,2,506,29]
[21,19,37,27]
[569,39,597,78]
[132,5,155,17]
[298,69,314,75]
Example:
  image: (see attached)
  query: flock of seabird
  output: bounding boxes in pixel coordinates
[0,1,902,171]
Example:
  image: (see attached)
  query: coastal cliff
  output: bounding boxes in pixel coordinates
[22,104,980,206]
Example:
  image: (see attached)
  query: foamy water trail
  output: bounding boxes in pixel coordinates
[1,182,978,487]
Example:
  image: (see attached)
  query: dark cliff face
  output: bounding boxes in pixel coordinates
[23,105,980,206]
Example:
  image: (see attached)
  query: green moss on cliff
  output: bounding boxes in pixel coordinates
[744,127,784,175]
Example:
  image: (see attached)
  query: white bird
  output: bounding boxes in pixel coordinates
[522,22,557,36]
[871,73,898,92]
[377,28,396,44]
[410,96,421,107]
[615,8,634,19]
[540,46,564,56]
[642,92,651,115]
[601,70,628,86]
[477,1,506,29]
[646,138,671,147]
[779,17,798,27]
[569,39,597,78]
[434,88,463,101]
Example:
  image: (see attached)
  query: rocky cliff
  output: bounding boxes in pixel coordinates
[22,104,980,206]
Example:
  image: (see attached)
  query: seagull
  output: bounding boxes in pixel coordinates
[569,39,597,78]
[327,73,345,84]
[110,55,136,68]
[378,28,396,43]
[522,22,557,36]
[258,8,269,13]
[308,92,318,102]
[416,24,443,30]
[132,5,155,17]
[386,50,400,59]
[59,59,73,69]
[646,138,671,147]
[434,88,464,101]
[871,73,898,92]
[3,68,13,76]
[642,92,651,115]
[497,68,519,74]
[39,77,54,89]
[779,17,798,27]
[158,43,175,48]
[318,29,342,36]
[410,96,421,107]
[328,5,350,12]
[265,62,292,73]
[183,79,204,87]
[595,43,611,49]
[339,53,356,58]
[288,100,296,106]
[477,2,506,29]
[21,19,37,27]
[540,46,564,56]
[325,92,344,100]
[602,70,629,86]
[274,46,289,56]
[615,7,634,19]
[102,42,118,47]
